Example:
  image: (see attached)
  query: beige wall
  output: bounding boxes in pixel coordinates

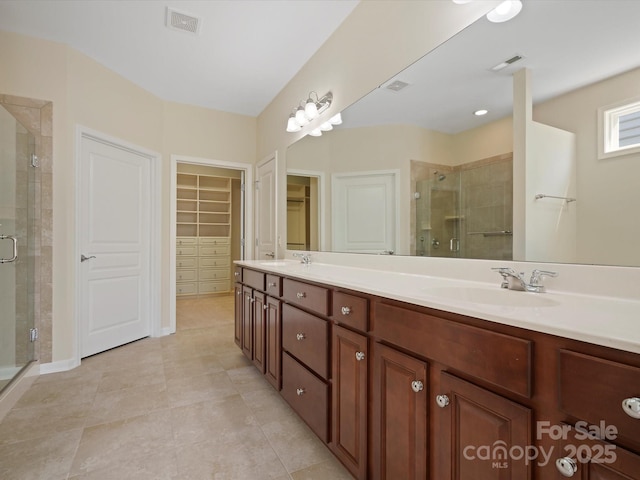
[534,67,640,266]
[0,30,255,364]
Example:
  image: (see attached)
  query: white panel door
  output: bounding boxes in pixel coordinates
[332,171,397,254]
[255,154,277,259]
[80,136,151,357]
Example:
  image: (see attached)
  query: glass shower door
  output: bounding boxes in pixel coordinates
[0,105,36,392]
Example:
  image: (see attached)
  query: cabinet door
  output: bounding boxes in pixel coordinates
[372,343,428,480]
[332,325,368,479]
[241,285,253,360]
[553,425,640,480]
[436,372,531,480]
[234,283,243,347]
[253,291,266,373]
[265,296,281,390]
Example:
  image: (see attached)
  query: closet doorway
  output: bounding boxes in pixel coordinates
[169,157,253,334]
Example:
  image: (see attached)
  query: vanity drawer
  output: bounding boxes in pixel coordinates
[282,304,329,379]
[176,245,197,256]
[281,352,329,443]
[266,274,282,297]
[282,278,330,316]
[243,268,265,291]
[200,257,230,268]
[559,350,640,451]
[373,302,532,398]
[199,245,230,257]
[176,282,197,295]
[199,268,229,280]
[333,291,368,332]
[198,237,229,245]
[177,237,197,246]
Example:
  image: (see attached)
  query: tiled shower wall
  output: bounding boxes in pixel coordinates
[1,94,53,364]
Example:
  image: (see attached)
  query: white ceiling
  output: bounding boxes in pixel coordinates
[343,0,640,134]
[0,0,359,116]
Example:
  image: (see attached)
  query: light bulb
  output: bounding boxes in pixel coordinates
[305,99,318,120]
[309,128,322,137]
[295,106,308,126]
[286,115,301,132]
[329,113,342,125]
[486,0,522,23]
[319,122,333,131]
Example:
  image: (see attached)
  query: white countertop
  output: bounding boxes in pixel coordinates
[236,259,640,355]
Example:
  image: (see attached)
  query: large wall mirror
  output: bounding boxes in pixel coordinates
[286,0,640,267]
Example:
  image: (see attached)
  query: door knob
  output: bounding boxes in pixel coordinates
[81,254,96,262]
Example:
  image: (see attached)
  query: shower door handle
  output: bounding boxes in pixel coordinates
[0,235,18,263]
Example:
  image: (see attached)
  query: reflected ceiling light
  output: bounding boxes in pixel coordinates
[309,128,322,137]
[451,0,473,3]
[286,91,337,133]
[320,121,333,132]
[329,112,342,125]
[474,109,488,116]
[486,0,523,23]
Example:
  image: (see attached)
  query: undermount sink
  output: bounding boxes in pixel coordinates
[258,261,290,267]
[421,286,559,308]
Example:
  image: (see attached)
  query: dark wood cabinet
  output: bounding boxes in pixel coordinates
[241,285,253,360]
[435,371,532,480]
[252,291,266,373]
[265,295,281,389]
[331,325,368,479]
[234,282,242,347]
[234,266,640,480]
[372,342,428,480]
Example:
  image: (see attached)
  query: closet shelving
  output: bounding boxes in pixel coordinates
[176,172,232,296]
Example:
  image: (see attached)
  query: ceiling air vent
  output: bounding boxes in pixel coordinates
[386,80,410,92]
[490,54,524,72]
[166,7,201,35]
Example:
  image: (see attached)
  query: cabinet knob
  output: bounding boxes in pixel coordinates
[250,298,255,304]
[435,394,450,408]
[268,282,277,287]
[355,351,366,361]
[237,291,241,296]
[234,272,240,277]
[555,457,578,477]
[296,292,306,299]
[341,306,352,316]
[622,397,640,419]
[411,380,424,393]
[296,388,305,396]
[296,333,306,341]
[263,304,268,310]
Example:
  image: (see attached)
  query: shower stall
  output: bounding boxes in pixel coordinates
[414,157,513,260]
[0,102,38,393]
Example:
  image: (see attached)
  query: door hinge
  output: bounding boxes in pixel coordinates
[255,238,259,247]
[29,328,38,342]
[30,154,39,168]
[241,182,245,192]
[240,238,245,247]
[255,180,260,190]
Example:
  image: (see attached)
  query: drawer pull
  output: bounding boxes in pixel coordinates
[296,292,306,299]
[341,306,352,316]
[555,457,578,477]
[296,388,305,396]
[296,333,306,341]
[435,394,450,408]
[622,397,640,419]
[411,380,424,393]
[268,282,277,287]
[355,351,365,361]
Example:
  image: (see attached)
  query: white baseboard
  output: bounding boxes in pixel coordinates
[39,358,80,375]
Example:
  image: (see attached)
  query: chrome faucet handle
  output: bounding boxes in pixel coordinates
[293,252,311,264]
[529,269,558,286]
[491,267,518,289]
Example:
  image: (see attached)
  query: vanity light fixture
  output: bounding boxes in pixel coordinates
[286,91,340,134]
[451,0,523,23]
[474,109,488,116]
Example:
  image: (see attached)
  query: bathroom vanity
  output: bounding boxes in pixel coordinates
[233,260,640,479]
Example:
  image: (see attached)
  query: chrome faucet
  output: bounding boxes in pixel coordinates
[293,252,312,264]
[492,267,558,293]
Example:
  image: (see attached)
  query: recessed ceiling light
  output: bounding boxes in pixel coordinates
[474,109,488,116]
[486,0,523,23]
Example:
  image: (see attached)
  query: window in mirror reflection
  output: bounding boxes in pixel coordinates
[287,175,319,251]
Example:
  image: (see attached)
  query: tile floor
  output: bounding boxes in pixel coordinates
[0,295,353,480]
